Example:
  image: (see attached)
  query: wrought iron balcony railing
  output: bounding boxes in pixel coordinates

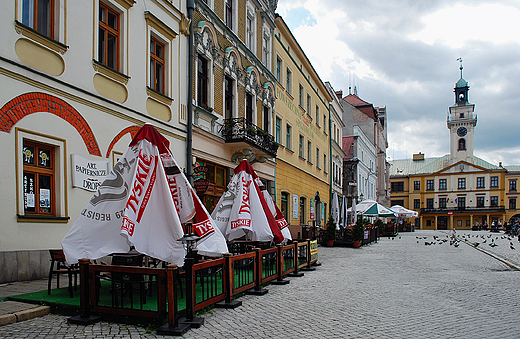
[221,117,279,157]
[421,206,506,214]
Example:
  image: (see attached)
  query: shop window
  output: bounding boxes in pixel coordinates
[281,192,289,221]
[17,130,67,220]
[299,197,306,225]
[22,140,55,215]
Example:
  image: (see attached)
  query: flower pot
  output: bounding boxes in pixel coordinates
[352,240,362,248]
[326,240,334,247]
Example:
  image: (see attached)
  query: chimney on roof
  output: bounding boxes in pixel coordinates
[413,152,425,161]
[335,90,343,100]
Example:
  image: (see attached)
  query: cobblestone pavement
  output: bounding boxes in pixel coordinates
[1,230,519,338]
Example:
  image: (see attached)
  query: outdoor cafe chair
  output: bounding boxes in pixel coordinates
[109,253,147,308]
[48,249,79,298]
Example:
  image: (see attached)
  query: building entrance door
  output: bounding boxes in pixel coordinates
[437,216,448,230]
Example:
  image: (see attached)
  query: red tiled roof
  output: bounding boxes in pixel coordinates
[343,94,377,120]
[342,136,355,159]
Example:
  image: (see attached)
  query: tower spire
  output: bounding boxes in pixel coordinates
[457,57,463,79]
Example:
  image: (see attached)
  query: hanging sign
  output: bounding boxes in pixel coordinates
[71,154,109,192]
[194,178,210,195]
[310,198,315,219]
[292,194,298,219]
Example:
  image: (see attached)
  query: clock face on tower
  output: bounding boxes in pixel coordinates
[457,126,467,137]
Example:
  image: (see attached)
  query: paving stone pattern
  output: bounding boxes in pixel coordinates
[1,230,519,338]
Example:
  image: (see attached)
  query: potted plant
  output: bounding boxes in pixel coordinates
[352,217,365,248]
[324,214,336,247]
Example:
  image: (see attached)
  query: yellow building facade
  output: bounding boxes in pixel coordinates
[390,65,512,230]
[274,15,333,237]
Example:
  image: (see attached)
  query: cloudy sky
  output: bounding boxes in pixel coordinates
[276,0,520,166]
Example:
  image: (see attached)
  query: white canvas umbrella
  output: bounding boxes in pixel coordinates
[339,195,347,228]
[389,205,418,218]
[348,199,396,218]
[212,160,283,243]
[62,124,186,265]
[331,192,340,230]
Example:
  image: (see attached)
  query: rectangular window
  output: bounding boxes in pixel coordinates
[198,55,208,108]
[426,198,433,209]
[391,181,404,192]
[299,135,304,158]
[286,68,292,94]
[439,179,447,190]
[509,179,517,191]
[458,197,466,209]
[246,15,253,49]
[426,180,434,190]
[306,94,311,114]
[245,92,253,123]
[316,148,320,169]
[150,36,165,94]
[276,57,282,83]
[477,196,484,207]
[490,196,498,207]
[414,181,420,190]
[281,192,288,220]
[22,140,55,216]
[324,153,327,173]
[98,2,120,70]
[439,197,446,208]
[316,105,320,126]
[286,124,292,150]
[307,140,312,162]
[510,198,516,210]
[477,177,485,188]
[275,117,281,143]
[458,178,466,189]
[225,76,233,119]
[490,176,498,188]
[299,85,304,107]
[225,0,233,29]
[22,0,55,38]
[262,34,269,66]
[299,197,306,225]
[263,105,269,132]
[323,113,327,132]
[414,199,420,209]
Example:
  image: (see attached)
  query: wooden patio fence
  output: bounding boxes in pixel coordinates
[69,239,318,335]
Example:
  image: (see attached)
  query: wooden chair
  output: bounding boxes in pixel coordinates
[48,249,79,298]
[110,253,146,308]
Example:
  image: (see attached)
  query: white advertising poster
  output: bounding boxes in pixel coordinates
[71,154,109,192]
[293,194,299,219]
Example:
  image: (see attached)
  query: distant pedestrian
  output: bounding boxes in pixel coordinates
[451,228,457,239]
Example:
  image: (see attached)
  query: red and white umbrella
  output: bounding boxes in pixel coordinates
[62,124,228,265]
[212,160,284,243]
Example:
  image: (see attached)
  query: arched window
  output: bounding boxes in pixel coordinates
[458,138,466,151]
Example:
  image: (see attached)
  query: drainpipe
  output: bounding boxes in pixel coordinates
[186,0,194,185]
[329,104,333,215]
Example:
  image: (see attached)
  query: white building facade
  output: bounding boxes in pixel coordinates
[0,0,190,283]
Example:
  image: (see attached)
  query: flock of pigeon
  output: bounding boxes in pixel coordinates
[459,233,517,250]
[417,235,461,247]
[415,233,518,250]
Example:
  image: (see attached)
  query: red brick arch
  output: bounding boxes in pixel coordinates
[0,92,101,156]
[106,125,141,158]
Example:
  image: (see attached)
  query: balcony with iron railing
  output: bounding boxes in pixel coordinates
[220,117,279,157]
[421,205,505,214]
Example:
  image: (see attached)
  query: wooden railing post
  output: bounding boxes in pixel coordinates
[179,257,205,328]
[289,241,304,277]
[300,239,315,271]
[270,244,289,285]
[157,264,190,335]
[246,248,268,295]
[215,253,242,308]
[67,259,101,325]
